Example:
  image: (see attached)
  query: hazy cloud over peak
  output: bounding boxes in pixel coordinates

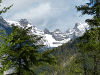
[2,0,91,32]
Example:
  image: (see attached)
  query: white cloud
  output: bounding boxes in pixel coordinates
[2,0,91,32]
[11,3,51,20]
[2,0,34,9]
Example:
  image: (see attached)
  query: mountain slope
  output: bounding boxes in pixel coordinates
[0,17,89,47]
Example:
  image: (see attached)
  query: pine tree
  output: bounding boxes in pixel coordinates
[0,0,12,75]
[0,25,56,75]
[75,0,100,75]
[77,0,100,27]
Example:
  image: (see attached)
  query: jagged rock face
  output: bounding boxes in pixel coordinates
[44,28,51,34]
[74,23,89,37]
[51,29,68,41]
[66,23,89,39]
[0,16,11,33]
[19,19,30,26]
[74,23,81,32]
[0,17,89,47]
[74,23,81,29]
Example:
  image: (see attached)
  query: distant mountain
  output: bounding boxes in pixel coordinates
[66,23,89,39]
[51,29,68,41]
[0,17,89,47]
[0,16,11,33]
[44,28,51,34]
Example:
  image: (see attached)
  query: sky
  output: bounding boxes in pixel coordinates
[1,0,91,32]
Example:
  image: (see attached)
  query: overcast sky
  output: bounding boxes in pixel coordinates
[1,0,91,32]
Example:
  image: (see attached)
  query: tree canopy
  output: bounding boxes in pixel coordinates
[0,25,56,75]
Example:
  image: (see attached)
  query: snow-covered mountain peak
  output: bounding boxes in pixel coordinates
[19,19,30,27]
[7,20,21,27]
[44,28,50,34]
[0,17,89,47]
[74,23,89,30]
[66,23,89,38]
[75,23,81,27]
[6,20,44,36]
[53,29,62,33]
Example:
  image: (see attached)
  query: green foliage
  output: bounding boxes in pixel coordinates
[76,0,100,27]
[74,0,100,75]
[0,1,56,74]
[0,25,56,75]
[38,40,78,75]
[0,0,13,15]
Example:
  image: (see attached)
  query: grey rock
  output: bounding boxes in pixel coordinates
[19,19,30,26]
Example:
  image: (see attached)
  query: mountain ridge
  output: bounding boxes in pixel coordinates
[0,17,89,47]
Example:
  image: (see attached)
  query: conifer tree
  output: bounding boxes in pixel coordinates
[0,25,56,75]
[75,0,100,75]
[0,1,56,75]
[0,0,12,75]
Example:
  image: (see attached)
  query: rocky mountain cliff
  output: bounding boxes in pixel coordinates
[0,16,89,47]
